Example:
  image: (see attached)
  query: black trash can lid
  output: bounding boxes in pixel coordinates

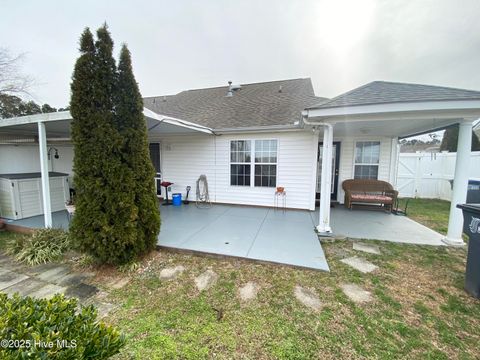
[457,203,480,213]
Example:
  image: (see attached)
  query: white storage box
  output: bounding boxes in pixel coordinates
[0,172,70,220]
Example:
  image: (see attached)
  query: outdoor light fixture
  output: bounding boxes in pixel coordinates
[47,147,59,160]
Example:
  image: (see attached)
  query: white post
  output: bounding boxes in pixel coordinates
[38,122,52,228]
[443,119,473,245]
[317,123,333,234]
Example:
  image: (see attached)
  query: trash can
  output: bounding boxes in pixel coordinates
[467,179,480,203]
[457,203,480,298]
[172,193,182,206]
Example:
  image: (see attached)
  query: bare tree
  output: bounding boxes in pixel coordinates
[0,47,33,95]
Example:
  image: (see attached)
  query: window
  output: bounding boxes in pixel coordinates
[230,139,278,187]
[354,141,380,179]
[230,140,251,186]
[254,140,277,187]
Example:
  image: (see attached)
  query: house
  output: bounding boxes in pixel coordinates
[1,78,480,247]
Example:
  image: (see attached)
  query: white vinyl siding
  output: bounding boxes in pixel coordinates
[151,131,317,210]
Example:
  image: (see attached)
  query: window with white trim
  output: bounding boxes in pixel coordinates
[230,140,251,186]
[254,140,277,187]
[230,139,278,187]
[354,141,380,179]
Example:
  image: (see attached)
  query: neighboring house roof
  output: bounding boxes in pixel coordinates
[308,81,480,110]
[144,78,326,129]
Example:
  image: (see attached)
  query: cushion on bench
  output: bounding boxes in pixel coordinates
[350,193,393,204]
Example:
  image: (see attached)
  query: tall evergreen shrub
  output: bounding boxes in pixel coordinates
[70,26,141,264]
[115,44,160,252]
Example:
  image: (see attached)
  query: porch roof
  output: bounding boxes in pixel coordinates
[0,108,213,141]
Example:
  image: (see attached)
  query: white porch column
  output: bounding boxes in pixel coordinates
[317,123,333,234]
[38,121,52,228]
[444,119,473,245]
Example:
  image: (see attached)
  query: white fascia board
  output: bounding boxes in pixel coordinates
[306,100,480,119]
[0,111,72,127]
[143,107,213,134]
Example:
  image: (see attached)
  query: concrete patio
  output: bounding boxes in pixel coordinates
[158,204,329,271]
[327,206,445,246]
[1,202,446,271]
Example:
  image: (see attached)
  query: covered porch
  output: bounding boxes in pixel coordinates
[305,83,480,246]
[0,109,214,227]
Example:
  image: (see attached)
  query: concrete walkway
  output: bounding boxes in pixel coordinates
[0,253,113,317]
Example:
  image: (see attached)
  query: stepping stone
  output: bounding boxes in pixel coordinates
[340,256,378,274]
[56,273,90,287]
[294,286,322,311]
[341,283,372,304]
[110,277,130,289]
[29,283,66,300]
[24,263,60,276]
[0,271,29,291]
[37,265,71,283]
[159,265,185,280]
[65,283,98,301]
[0,257,26,272]
[239,282,259,301]
[194,269,218,291]
[3,278,46,297]
[353,243,381,255]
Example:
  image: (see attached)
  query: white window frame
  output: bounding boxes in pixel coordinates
[353,140,381,180]
[254,139,278,188]
[230,140,252,187]
[229,139,278,188]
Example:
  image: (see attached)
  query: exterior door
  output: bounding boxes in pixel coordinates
[148,142,162,196]
[316,142,341,201]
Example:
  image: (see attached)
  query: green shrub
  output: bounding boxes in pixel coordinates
[0,293,125,359]
[13,228,71,265]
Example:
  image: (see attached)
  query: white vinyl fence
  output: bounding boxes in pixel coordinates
[396,151,480,200]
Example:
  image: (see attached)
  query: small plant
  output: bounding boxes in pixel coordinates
[0,293,125,359]
[14,228,71,265]
[118,260,140,273]
[77,253,96,267]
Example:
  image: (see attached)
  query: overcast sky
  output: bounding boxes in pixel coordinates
[2,0,480,108]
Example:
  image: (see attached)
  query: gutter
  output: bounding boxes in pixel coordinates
[301,110,333,131]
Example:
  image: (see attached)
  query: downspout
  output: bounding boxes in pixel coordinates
[302,112,334,234]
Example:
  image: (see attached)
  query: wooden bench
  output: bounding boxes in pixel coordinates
[342,179,398,212]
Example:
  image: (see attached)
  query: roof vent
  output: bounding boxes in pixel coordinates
[279,85,283,93]
[163,95,167,102]
[226,81,241,97]
[226,81,233,97]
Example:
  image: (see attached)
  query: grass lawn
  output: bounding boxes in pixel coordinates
[1,198,479,359]
[397,197,451,235]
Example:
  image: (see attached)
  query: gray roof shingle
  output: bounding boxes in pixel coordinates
[144,78,326,129]
[308,81,480,110]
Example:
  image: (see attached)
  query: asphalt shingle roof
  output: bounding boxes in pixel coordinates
[143,78,326,129]
[308,81,480,110]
